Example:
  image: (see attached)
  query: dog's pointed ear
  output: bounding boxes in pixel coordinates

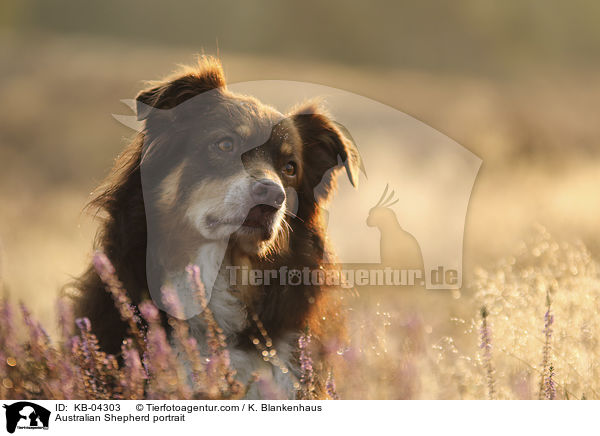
[290,102,361,202]
[135,56,227,121]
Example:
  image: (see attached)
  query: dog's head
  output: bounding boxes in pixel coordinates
[137,58,359,257]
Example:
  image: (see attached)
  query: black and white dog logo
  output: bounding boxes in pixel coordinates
[2,402,50,434]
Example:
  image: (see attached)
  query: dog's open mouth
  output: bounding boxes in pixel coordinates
[242,204,279,228]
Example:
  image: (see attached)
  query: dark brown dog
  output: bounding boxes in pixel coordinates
[75,57,359,397]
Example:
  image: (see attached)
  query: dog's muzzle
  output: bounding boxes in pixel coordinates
[243,178,285,229]
[250,178,285,208]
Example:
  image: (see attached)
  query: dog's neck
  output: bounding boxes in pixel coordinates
[163,238,266,334]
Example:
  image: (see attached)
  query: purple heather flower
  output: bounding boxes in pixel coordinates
[545,365,556,400]
[92,251,116,279]
[326,371,339,400]
[539,294,554,400]
[479,306,495,399]
[298,331,315,398]
[139,301,159,323]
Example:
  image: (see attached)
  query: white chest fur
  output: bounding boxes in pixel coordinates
[168,243,299,399]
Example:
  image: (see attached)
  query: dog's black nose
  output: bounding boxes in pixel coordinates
[251,178,285,208]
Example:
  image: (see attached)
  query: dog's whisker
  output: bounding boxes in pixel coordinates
[285,210,304,222]
[281,217,294,234]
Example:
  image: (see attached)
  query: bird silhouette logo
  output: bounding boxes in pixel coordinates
[367,184,424,272]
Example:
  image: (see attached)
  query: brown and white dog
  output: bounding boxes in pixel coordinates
[75,57,359,398]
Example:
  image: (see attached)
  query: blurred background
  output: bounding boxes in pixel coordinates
[0,0,599,398]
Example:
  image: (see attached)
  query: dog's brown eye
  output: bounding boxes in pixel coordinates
[282,161,297,176]
[216,138,234,152]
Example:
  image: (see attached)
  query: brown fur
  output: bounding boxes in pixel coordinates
[74,57,359,391]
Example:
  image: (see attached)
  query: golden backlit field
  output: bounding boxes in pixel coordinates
[1,30,599,399]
